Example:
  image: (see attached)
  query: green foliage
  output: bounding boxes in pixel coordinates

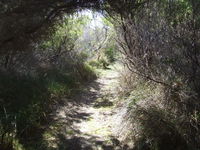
[0,73,49,146]
[45,70,77,96]
[81,63,97,81]
[99,58,109,69]
[0,61,97,148]
[115,0,200,148]
[88,60,102,68]
[0,0,99,54]
[104,47,116,63]
[1,0,199,149]
[88,58,109,69]
[0,19,97,146]
[102,17,114,28]
[79,51,90,62]
[133,107,188,150]
[39,15,91,52]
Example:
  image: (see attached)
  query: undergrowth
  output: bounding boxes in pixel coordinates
[117,69,197,150]
[0,64,97,150]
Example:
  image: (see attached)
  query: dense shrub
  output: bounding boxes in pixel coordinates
[109,0,200,149]
[0,14,97,149]
[0,0,200,149]
[104,47,116,63]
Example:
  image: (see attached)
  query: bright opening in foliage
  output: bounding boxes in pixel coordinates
[0,0,200,150]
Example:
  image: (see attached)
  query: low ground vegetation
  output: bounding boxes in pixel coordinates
[0,15,98,150]
[0,0,200,150]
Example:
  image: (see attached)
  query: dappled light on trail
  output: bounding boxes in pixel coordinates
[1,0,200,149]
[44,64,131,150]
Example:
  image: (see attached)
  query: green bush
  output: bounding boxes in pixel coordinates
[88,60,102,68]
[0,72,50,143]
[0,63,97,148]
[75,63,97,81]
[132,107,188,150]
[99,58,109,69]
[88,58,109,69]
[104,47,116,63]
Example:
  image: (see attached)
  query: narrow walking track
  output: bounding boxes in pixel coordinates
[46,66,130,150]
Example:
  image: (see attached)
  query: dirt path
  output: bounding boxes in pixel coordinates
[44,65,130,150]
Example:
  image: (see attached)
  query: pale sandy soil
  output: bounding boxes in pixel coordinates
[44,65,131,150]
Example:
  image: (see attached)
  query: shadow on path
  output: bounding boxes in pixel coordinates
[43,67,132,150]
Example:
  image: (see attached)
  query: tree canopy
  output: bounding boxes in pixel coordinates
[0,0,200,149]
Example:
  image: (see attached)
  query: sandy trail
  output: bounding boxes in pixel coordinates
[46,65,130,150]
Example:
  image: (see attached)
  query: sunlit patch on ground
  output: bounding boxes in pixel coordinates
[42,64,132,150]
